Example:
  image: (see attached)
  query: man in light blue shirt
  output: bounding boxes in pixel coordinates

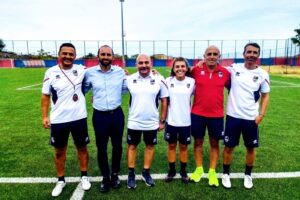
[84,45,126,193]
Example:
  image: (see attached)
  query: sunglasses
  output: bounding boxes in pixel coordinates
[138,61,150,65]
[206,52,219,56]
[100,53,112,56]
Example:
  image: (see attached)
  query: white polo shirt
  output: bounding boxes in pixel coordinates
[166,76,195,126]
[226,63,270,120]
[126,73,169,130]
[42,64,87,124]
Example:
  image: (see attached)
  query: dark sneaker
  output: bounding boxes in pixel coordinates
[180,171,189,184]
[142,171,155,187]
[100,178,110,193]
[165,170,176,182]
[111,174,121,189]
[127,173,136,189]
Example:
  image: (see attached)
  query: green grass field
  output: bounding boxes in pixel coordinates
[0,67,300,200]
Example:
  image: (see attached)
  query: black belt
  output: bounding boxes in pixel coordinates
[94,106,121,114]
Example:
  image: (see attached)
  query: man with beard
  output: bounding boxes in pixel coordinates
[41,43,91,197]
[84,45,127,193]
[221,43,270,189]
[126,54,168,189]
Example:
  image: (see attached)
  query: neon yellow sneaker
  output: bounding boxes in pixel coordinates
[208,169,219,187]
[189,166,204,182]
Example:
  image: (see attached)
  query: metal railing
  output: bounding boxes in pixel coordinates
[2,39,299,59]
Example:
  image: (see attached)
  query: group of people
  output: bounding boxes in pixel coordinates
[41,42,270,197]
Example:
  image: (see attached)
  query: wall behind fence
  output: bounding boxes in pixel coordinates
[1,56,300,68]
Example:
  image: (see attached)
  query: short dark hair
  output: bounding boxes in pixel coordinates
[170,57,191,77]
[97,45,114,56]
[59,43,76,53]
[243,42,260,54]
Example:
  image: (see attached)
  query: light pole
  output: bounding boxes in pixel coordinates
[120,0,125,67]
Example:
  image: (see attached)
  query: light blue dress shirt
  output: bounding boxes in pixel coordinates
[84,65,126,111]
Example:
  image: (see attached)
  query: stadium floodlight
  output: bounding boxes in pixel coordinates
[120,0,126,67]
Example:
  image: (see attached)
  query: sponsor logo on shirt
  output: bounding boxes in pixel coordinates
[150,79,155,85]
[73,70,78,76]
[218,71,223,78]
[253,76,259,82]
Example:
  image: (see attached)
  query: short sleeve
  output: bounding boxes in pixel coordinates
[260,72,270,93]
[159,76,169,98]
[41,70,51,95]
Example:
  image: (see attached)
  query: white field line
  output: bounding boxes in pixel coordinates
[70,183,85,200]
[16,83,42,91]
[271,80,300,86]
[1,171,300,184]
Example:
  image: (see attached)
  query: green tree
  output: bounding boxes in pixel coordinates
[291,26,300,46]
[0,39,5,51]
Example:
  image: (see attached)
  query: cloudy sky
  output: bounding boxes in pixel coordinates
[1,0,299,40]
[1,0,299,57]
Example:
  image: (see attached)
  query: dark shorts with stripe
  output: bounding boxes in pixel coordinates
[224,115,259,148]
[191,114,224,140]
[127,129,158,145]
[50,118,90,148]
[164,123,191,145]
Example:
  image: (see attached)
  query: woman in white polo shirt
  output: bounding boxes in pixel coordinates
[164,57,195,183]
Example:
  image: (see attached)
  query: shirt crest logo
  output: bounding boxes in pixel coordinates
[133,79,137,84]
[200,71,205,75]
[187,83,190,88]
[150,79,155,85]
[56,75,61,79]
[253,76,259,82]
[235,72,240,76]
[170,83,174,88]
[218,71,223,78]
[72,70,78,76]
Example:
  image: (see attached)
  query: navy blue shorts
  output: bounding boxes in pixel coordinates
[164,123,191,145]
[224,115,259,148]
[50,118,90,148]
[127,129,158,145]
[191,114,224,140]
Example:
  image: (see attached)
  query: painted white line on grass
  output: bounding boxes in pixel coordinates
[1,171,300,183]
[271,85,300,88]
[16,83,42,91]
[70,183,85,200]
[271,80,300,86]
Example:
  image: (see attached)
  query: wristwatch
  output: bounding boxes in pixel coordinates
[160,120,166,124]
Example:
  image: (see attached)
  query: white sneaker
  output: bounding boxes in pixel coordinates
[51,181,66,197]
[221,174,231,189]
[81,176,91,190]
[244,175,253,189]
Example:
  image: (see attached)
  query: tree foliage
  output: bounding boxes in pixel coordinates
[0,39,5,51]
[291,26,300,46]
